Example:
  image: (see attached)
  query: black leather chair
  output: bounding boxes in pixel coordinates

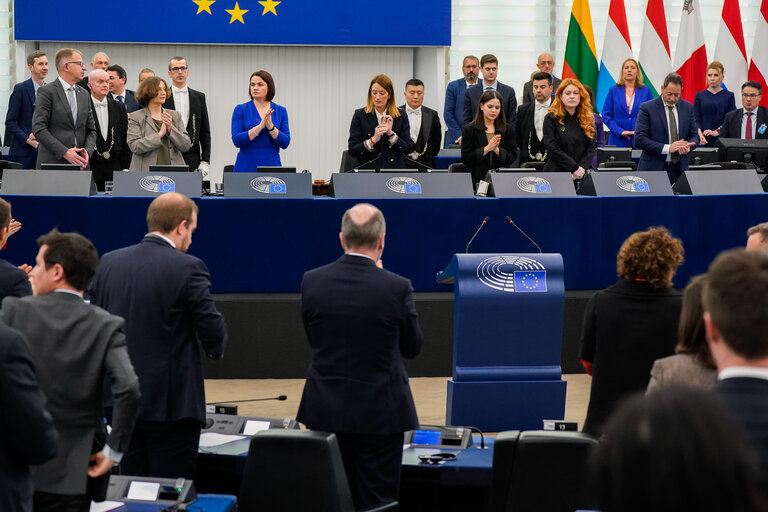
[223,164,234,173]
[447,162,467,173]
[490,430,598,512]
[238,429,397,512]
[520,161,545,171]
[597,160,637,171]
[340,150,364,173]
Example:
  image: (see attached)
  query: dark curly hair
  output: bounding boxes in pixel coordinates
[616,226,684,288]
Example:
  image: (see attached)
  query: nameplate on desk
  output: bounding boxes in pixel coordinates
[0,169,96,196]
[330,172,474,198]
[578,171,673,197]
[672,169,764,195]
[489,171,576,197]
[223,172,312,198]
[106,475,196,505]
[112,171,202,197]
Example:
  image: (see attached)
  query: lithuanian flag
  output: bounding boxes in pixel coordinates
[563,0,599,94]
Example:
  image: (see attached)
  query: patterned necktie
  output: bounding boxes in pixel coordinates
[746,112,753,140]
[667,106,679,163]
[67,86,77,123]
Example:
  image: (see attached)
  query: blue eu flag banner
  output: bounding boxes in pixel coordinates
[159,183,176,193]
[269,183,286,193]
[514,271,547,292]
[15,1,450,46]
[405,183,422,194]
[633,182,650,192]
[535,183,551,193]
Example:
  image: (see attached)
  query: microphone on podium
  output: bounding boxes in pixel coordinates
[207,395,288,405]
[466,216,489,253]
[505,216,542,253]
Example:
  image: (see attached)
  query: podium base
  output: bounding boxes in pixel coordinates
[446,379,567,432]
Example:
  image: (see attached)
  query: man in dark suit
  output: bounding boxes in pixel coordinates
[0,198,32,299]
[87,70,131,191]
[32,48,96,169]
[107,65,141,113]
[516,71,553,166]
[463,54,517,128]
[5,51,48,169]
[88,192,228,479]
[1,229,139,512]
[400,79,441,169]
[634,72,699,184]
[443,55,480,146]
[705,249,768,486]
[0,322,59,512]
[297,203,423,510]
[75,52,109,91]
[163,57,211,177]
[719,81,768,140]
[521,53,562,105]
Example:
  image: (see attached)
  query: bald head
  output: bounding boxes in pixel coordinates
[537,53,555,74]
[88,69,110,100]
[340,203,386,251]
[147,192,199,234]
[747,222,768,251]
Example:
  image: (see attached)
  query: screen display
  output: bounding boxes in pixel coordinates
[126,481,160,501]
[412,429,441,445]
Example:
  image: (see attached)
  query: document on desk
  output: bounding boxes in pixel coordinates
[89,500,125,511]
[199,432,246,448]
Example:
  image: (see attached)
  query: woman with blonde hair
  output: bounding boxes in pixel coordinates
[693,61,736,147]
[542,78,595,180]
[601,58,653,147]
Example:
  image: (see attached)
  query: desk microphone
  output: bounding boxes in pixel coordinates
[505,216,542,253]
[402,154,433,171]
[206,395,287,405]
[353,152,382,171]
[466,216,489,253]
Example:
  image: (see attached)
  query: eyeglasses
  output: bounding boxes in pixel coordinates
[67,61,85,67]
[742,93,761,98]
[170,66,188,72]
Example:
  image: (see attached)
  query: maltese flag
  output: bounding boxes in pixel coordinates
[674,0,708,103]
[714,0,748,107]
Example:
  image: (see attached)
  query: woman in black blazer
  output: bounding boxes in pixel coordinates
[542,78,596,180]
[461,89,517,187]
[347,74,413,171]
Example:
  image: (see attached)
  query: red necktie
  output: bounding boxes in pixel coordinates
[746,112,753,140]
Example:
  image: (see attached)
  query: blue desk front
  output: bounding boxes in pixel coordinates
[108,494,236,511]
[1,194,765,293]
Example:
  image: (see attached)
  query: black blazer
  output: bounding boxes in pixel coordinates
[515,100,549,165]
[0,323,58,512]
[463,81,518,128]
[579,279,682,436]
[163,88,211,170]
[347,108,413,170]
[88,235,228,424]
[461,123,518,185]
[0,258,32,300]
[89,97,131,190]
[719,106,768,139]
[522,76,561,105]
[109,90,141,113]
[297,254,423,434]
[398,104,442,169]
[5,78,38,167]
[542,111,595,173]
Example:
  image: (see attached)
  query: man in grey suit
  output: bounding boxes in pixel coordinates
[32,48,96,169]
[1,230,140,512]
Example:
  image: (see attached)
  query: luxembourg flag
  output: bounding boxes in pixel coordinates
[748,0,768,107]
[596,0,633,113]
[637,0,671,97]
[674,0,708,103]
[714,0,748,107]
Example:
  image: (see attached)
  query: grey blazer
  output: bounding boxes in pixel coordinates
[31,79,96,167]
[0,292,140,495]
[646,353,717,393]
[126,108,192,171]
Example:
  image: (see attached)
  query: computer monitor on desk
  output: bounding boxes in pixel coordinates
[149,164,193,173]
[41,163,80,171]
[718,138,768,171]
[257,166,296,173]
[596,147,632,166]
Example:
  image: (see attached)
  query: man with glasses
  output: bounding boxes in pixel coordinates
[76,52,109,90]
[719,82,768,140]
[163,57,211,178]
[444,55,480,147]
[32,48,96,169]
[522,53,562,105]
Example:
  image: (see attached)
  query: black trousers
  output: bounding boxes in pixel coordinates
[33,491,90,512]
[119,418,201,479]
[335,432,404,510]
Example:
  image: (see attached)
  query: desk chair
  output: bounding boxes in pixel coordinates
[447,162,467,173]
[598,160,637,171]
[340,150,364,173]
[239,429,397,512]
[520,161,545,171]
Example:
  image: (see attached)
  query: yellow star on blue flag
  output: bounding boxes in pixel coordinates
[258,0,281,15]
[193,0,215,14]
[226,2,248,23]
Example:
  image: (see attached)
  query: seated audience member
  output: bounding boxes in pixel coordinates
[647,275,716,392]
[522,52,561,105]
[88,70,131,190]
[231,70,290,172]
[461,90,517,187]
[591,387,768,512]
[693,61,736,147]
[580,227,684,436]
[601,58,653,147]
[747,222,768,251]
[400,79,441,169]
[347,74,413,171]
[542,79,595,181]
[719,81,768,140]
[444,55,480,146]
[0,198,31,300]
[705,249,768,485]
[584,85,605,169]
[463,54,517,128]
[138,68,155,84]
[515,71,552,166]
[127,76,191,171]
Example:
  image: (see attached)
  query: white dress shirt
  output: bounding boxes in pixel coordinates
[534,98,551,142]
[742,109,758,139]
[91,96,109,141]
[662,102,680,157]
[406,105,422,143]
[172,85,190,127]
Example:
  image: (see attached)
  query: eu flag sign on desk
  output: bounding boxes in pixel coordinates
[14,0,451,46]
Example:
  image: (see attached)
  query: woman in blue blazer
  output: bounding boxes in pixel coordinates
[231,70,290,172]
[601,58,654,147]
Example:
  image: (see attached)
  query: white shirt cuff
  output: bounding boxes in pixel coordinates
[103,444,123,463]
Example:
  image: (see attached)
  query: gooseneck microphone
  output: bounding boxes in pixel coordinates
[505,216,542,253]
[466,216,489,253]
[206,395,287,405]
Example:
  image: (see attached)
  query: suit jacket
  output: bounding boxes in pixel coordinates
[634,97,699,172]
[109,90,141,113]
[463,81,517,128]
[522,75,561,105]
[542,112,595,173]
[5,78,39,168]
[444,78,482,145]
[601,84,654,147]
[297,254,423,434]
[88,235,228,424]
[347,108,413,170]
[0,292,140,495]
[719,106,768,140]
[0,258,32,301]
[163,88,211,170]
[126,108,192,171]
[646,353,716,393]
[0,323,58,512]
[515,100,549,165]
[461,123,518,185]
[32,79,96,168]
[399,104,441,169]
[89,97,131,189]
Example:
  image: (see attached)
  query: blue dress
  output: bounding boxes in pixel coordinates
[601,85,654,147]
[231,101,290,172]
[693,89,736,147]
